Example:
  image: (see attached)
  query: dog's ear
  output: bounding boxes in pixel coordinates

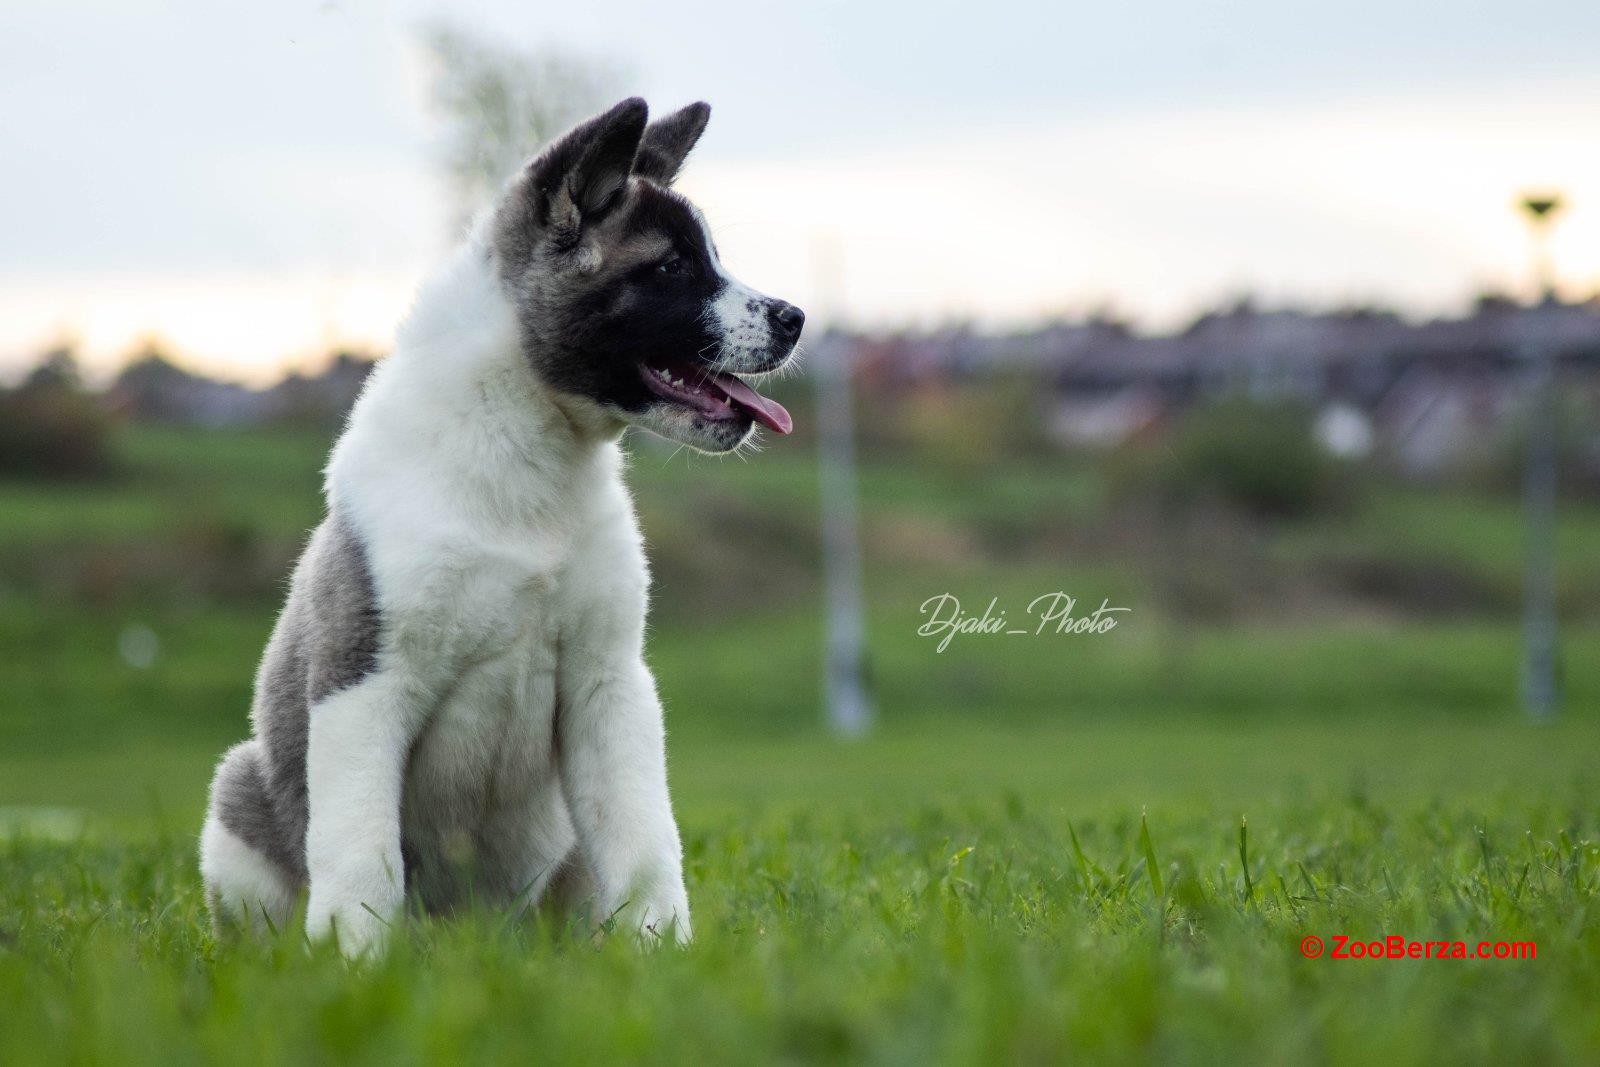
[529,97,649,244]
[632,102,710,186]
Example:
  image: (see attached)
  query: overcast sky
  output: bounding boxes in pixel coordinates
[4,0,1600,381]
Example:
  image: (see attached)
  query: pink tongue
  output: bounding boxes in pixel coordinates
[713,372,793,434]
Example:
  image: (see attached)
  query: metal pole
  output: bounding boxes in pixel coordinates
[813,235,873,736]
[1518,193,1563,720]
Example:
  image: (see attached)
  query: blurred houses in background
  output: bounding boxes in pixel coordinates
[855,295,1600,481]
[5,292,1600,487]
[105,347,377,427]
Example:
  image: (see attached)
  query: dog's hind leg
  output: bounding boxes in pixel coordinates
[200,740,300,936]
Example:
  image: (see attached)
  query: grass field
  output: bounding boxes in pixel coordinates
[4,778,1598,1063]
[2,424,1599,1062]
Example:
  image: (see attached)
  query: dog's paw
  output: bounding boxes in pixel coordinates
[306,895,392,959]
[634,897,692,946]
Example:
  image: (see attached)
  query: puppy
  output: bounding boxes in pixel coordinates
[199,98,802,954]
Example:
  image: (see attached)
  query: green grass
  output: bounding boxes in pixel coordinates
[7,590,1599,823]
[3,596,1598,1062]
[3,785,1598,1064]
[5,423,1600,1062]
[0,425,330,546]
[1272,483,1600,601]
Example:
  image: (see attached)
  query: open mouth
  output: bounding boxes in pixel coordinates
[640,360,793,435]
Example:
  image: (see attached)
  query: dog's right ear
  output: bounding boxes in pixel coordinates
[633,102,710,186]
[527,97,649,247]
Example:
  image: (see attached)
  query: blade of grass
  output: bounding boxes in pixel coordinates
[1298,862,1321,902]
[1139,811,1164,901]
[1067,821,1093,892]
[1238,816,1255,906]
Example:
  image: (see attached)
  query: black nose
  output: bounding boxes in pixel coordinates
[772,302,805,340]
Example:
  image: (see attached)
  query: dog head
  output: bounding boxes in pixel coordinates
[492,98,802,453]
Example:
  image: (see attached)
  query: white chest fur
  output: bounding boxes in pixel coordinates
[315,246,656,911]
[399,565,567,905]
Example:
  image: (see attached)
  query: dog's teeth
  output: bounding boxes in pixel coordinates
[646,366,707,393]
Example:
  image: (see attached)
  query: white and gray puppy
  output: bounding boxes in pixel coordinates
[199,98,803,955]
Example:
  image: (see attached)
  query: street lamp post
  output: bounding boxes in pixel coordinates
[1517,192,1564,720]
[813,235,874,737]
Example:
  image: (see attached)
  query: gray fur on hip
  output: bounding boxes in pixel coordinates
[213,511,383,880]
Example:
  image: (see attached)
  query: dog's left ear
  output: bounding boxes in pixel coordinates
[633,102,711,186]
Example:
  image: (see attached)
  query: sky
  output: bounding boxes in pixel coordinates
[4,0,1600,383]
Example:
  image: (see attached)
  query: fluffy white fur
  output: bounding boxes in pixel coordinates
[304,235,692,955]
[200,805,298,933]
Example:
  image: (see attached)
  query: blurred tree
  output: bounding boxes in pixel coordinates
[422,24,626,233]
[1115,396,1343,519]
[23,343,84,392]
[0,343,113,479]
[109,341,201,423]
[265,350,376,427]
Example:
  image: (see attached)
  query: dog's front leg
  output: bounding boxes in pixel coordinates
[304,672,421,957]
[558,658,690,944]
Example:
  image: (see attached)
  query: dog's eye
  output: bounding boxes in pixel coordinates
[656,256,688,276]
